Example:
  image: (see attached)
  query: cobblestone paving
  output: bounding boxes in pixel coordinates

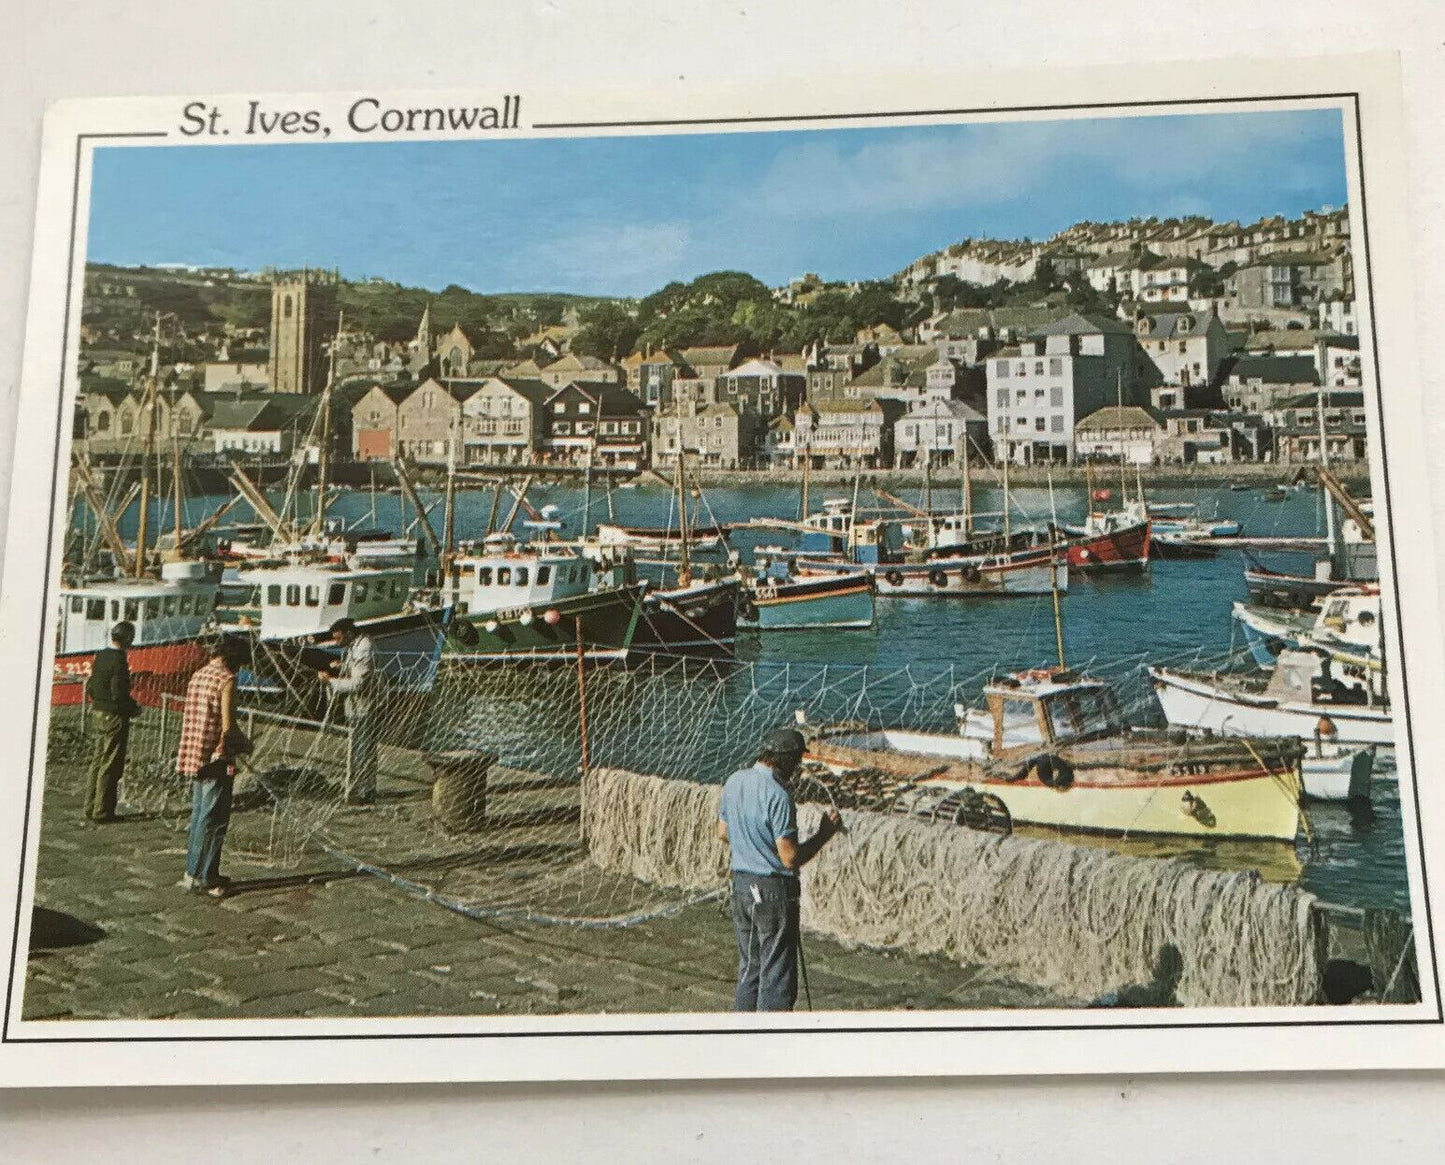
[22,763,1065,1021]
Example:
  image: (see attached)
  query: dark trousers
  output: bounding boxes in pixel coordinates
[87,709,129,821]
[185,763,233,885]
[731,871,800,1012]
[347,713,378,804]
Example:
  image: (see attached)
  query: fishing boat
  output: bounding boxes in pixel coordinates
[803,530,1066,597]
[1242,469,1377,610]
[1232,585,1382,670]
[801,667,1304,841]
[231,560,452,707]
[1055,464,1152,571]
[595,521,729,555]
[739,550,875,632]
[53,561,221,707]
[1146,501,1242,559]
[1057,509,1152,571]
[630,573,741,654]
[1150,647,1393,748]
[1300,741,1377,803]
[437,532,644,661]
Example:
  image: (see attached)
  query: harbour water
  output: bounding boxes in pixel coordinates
[99,477,1412,912]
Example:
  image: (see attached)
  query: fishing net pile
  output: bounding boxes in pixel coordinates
[581,766,1324,1007]
[47,637,1331,1002]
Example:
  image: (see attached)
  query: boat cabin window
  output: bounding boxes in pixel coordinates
[285,585,300,606]
[179,596,192,615]
[328,583,346,606]
[1358,609,1376,626]
[476,567,493,586]
[998,697,1044,746]
[145,599,159,620]
[111,601,120,621]
[1045,688,1121,742]
[87,599,105,621]
[267,585,281,606]
[163,597,176,617]
[69,597,83,614]
[537,566,551,585]
[124,600,139,622]
[305,586,320,607]
[497,567,512,585]
[355,582,368,602]
[514,567,529,586]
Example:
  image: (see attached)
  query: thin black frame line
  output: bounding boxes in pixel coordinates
[6,94,1439,1045]
[1350,98,1441,1014]
[532,91,1361,130]
[2,126,168,1040]
[4,1013,1442,1047]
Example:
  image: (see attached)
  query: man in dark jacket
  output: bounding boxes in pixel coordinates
[85,621,140,822]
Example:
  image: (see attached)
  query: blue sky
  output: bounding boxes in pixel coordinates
[87,108,1348,297]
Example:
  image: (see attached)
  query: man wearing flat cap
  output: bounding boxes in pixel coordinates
[717,726,842,1011]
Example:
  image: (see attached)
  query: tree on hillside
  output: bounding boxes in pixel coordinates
[572,301,642,360]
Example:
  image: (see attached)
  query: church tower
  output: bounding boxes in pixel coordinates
[267,269,339,394]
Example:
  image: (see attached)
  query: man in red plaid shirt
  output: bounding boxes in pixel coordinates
[176,637,249,896]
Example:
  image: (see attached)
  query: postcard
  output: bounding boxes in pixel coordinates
[1,52,1441,1086]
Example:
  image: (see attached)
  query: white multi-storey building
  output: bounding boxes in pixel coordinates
[986,314,1150,465]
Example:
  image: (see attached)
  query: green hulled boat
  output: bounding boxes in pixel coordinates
[439,533,644,661]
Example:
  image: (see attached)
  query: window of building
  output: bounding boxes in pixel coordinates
[1035,417,1046,432]
[578,402,591,414]
[554,402,566,414]
[1049,358,1063,376]
[554,422,571,436]
[996,390,1008,407]
[996,362,1010,378]
[1051,415,1064,433]
[1050,386,1064,407]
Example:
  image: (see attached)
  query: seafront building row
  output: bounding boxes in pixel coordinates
[77,300,1365,473]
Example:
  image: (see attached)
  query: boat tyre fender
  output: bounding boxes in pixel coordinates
[961,564,982,584]
[1019,752,1075,790]
[884,569,905,588]
[928,569,949,589]
[448,618,481,648]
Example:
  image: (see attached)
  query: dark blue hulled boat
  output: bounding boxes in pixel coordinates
[740,550,875,632]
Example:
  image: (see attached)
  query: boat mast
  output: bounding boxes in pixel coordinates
[1316,385,1338,565]
[582,438,594,540]
[170,402,184,560]
[1001,400,1012,544]
[675,443,691,584]
[133,312,162,578]
[799,440,811,521]
[1047,468,1066,669]
[312,311,342,538]
[962,433,974,538]
[441,418,457,576]
[1116,369,1128,506]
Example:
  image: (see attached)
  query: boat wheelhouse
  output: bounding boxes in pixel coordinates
[438,532,644,661]
[234,560,451,700]
[1233,585,1382,670]
[1150,646,1393,748]
[803,668,1303,841]
[53,560,222,707]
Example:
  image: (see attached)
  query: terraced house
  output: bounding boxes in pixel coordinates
[459,377,551,465]
[542,383,649,469]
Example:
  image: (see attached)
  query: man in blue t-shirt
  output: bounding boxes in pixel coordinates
[717,727,842,1011]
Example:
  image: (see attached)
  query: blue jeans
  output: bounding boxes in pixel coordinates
[731,872,800,1012]
[186,763,234,886]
